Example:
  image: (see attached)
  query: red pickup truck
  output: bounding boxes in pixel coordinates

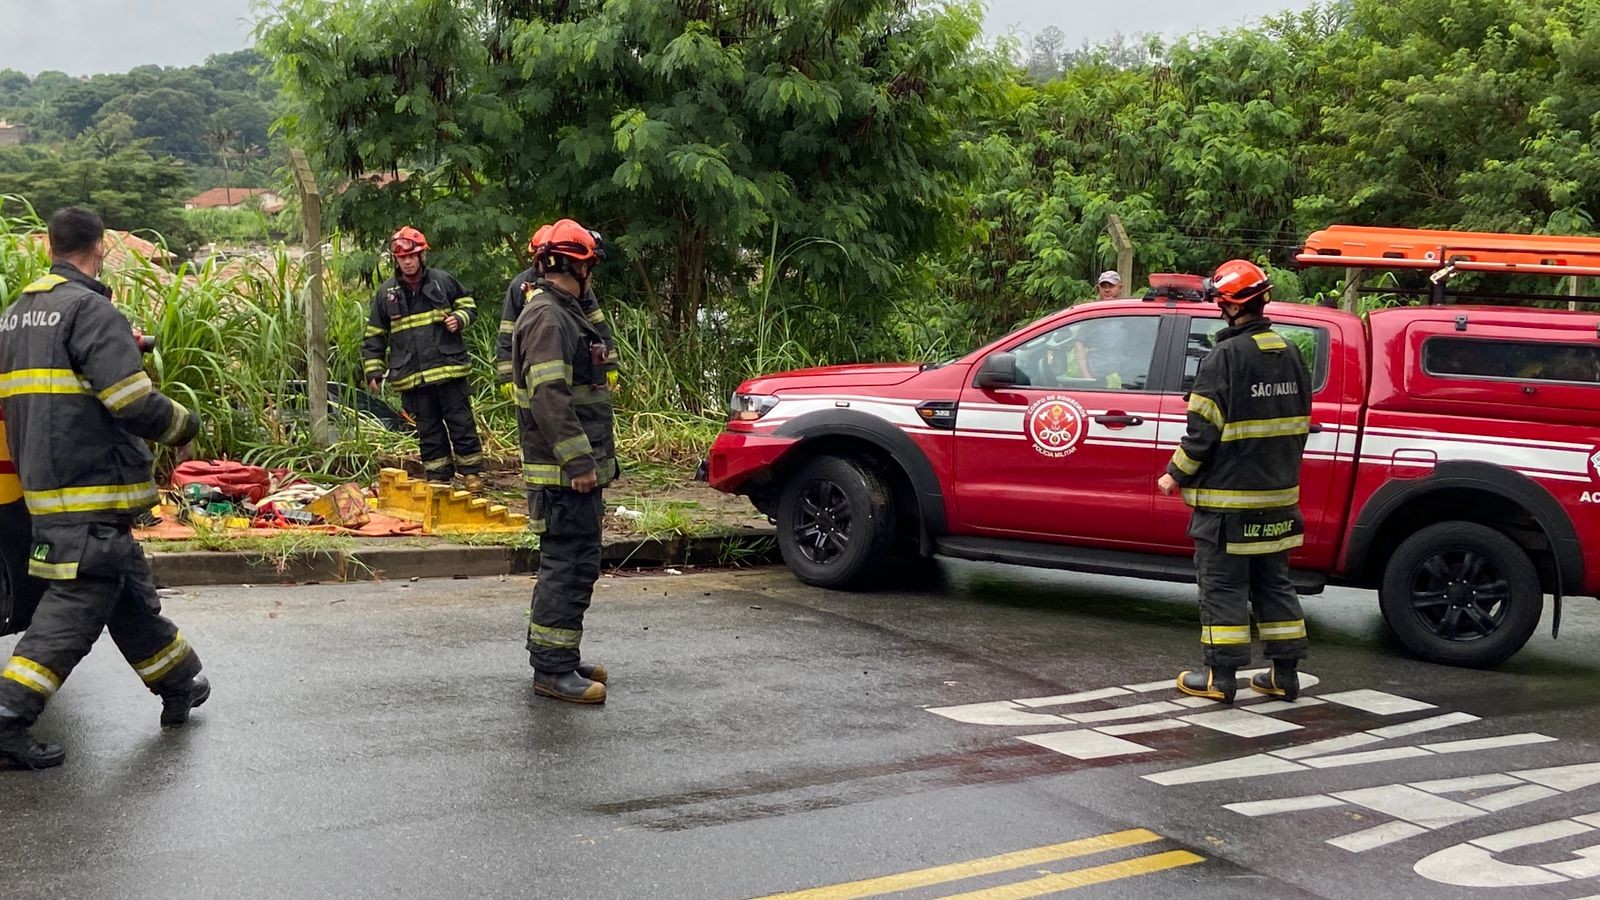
[707,226,1600,668]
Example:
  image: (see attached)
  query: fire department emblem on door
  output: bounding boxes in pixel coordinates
[1024,395,1089,458]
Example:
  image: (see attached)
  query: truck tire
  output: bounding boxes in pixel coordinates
[1379,521,1542,668]
[777,455,896,590]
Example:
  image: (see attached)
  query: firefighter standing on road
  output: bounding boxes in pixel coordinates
[363,227,487,491]
[496,226,617,399]
[512,219,617,704]
[1158,259,1312,703]
[0,208,209,770]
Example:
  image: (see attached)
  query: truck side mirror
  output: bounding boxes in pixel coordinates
[976,352,1019,389]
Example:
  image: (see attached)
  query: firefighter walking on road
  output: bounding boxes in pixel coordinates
[0,208,209,770]
[1158,259,1313,703]
[496,226,617,399]
[512,219,617,704]
[362,226,487,491]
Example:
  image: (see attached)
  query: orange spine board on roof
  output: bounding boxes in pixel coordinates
[1298,225,1600,276]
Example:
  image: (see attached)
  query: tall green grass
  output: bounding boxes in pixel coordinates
[2,197,987,482]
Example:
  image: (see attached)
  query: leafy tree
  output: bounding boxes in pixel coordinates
[0,145,195,252]
[261,0,1007,334]
[99,87,210,160]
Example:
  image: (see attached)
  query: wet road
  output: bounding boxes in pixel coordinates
[6,561,1600,899]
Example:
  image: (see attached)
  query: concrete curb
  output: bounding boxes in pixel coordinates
[148,529,780,587]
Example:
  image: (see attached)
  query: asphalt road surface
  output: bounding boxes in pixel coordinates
[7,560,1600,899]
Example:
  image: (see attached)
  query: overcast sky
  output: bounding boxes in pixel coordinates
[0,0,1321,77]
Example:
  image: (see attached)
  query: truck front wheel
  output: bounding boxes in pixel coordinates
[1379,521,1542,668]
[776,455,896,590]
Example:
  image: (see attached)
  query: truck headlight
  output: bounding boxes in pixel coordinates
[730,393,779,421]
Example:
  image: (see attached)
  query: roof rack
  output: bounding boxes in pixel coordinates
[1299,225,1600,277]
[1142,273,1210,304]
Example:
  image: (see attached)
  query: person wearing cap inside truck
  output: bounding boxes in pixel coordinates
[1096,270,1123,301]
[1158,259,1313,704]
[0,207,209,770]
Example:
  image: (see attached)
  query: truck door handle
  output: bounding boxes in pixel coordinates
[1094,414,1144,427]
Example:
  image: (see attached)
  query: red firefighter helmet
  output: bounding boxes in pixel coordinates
[390,226,429,257]
[526,224,553,257]
[1210,259,1272,304]
[539,219,597,263]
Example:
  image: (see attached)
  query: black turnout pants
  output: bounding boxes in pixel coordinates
[526,487,604,674]
[1191,510,1310,668]
[0,522,201,726]
[401,378,485,480]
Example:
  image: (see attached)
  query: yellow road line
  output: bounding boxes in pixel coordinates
[754,829,1163,900]
[936,849,1206,899]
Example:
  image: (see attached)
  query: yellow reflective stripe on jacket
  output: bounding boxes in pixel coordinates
[1256,620,1308,641]
[523,359,573,390]
[498,320,516,335]
[553,434,593,464]
[28,559,80,580]
[362,358,386,375]
[495,359,515,376]
[133,632,192,684]
[1226,534,1305,555]
[522,458,618,488]
[513,386,530,406]
[1181,485,1300,510]
[527,623,581,649]
[2,656,62,695]
[1187,393,1224,429]
[587,308,605,325]
[523,463,563,485]
[1201,625,1252,646]
[390,364,472,391]
[21,274,67,294]
[0,368,93,399]
[391,310,445,333]
[24,481,158,515]
[364,324,386,338]
[1221,416,1310,442]
[99,371,154,412]
[1170,447,1202,475]
[157,405,192,444]
[1253,331,1288,351]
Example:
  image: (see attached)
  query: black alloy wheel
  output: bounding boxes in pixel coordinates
[1405,548,1510,642]
[1379,521,1541,667]
[776,455,897,590]
[791,478,853,566]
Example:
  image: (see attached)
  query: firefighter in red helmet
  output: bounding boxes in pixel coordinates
[511,219,618,703]
[361,226,487,491]
[496,225,616,400]
[1158,259,1313,702]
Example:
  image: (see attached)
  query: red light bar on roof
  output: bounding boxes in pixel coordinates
[1144,273,1210,302]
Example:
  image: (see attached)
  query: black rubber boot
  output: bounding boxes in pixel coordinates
[1251,660,1300,701]
[577,662,609,685]
[160,675,211,728]
[0,719,66,770]
[1177,666,1238,703]
[533,670,606,704]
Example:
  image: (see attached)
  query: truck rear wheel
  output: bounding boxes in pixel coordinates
[777,455,896,590]
[1379,521,1541,668]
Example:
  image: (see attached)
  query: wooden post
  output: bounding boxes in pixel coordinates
[1106,213,1133,293]
[1341,267,1362,313]
[1572,275,1584,312]
[289,149,330,448]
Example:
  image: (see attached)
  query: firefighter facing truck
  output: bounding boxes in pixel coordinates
[0,207,210,770]
[1158,259,1313,703]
